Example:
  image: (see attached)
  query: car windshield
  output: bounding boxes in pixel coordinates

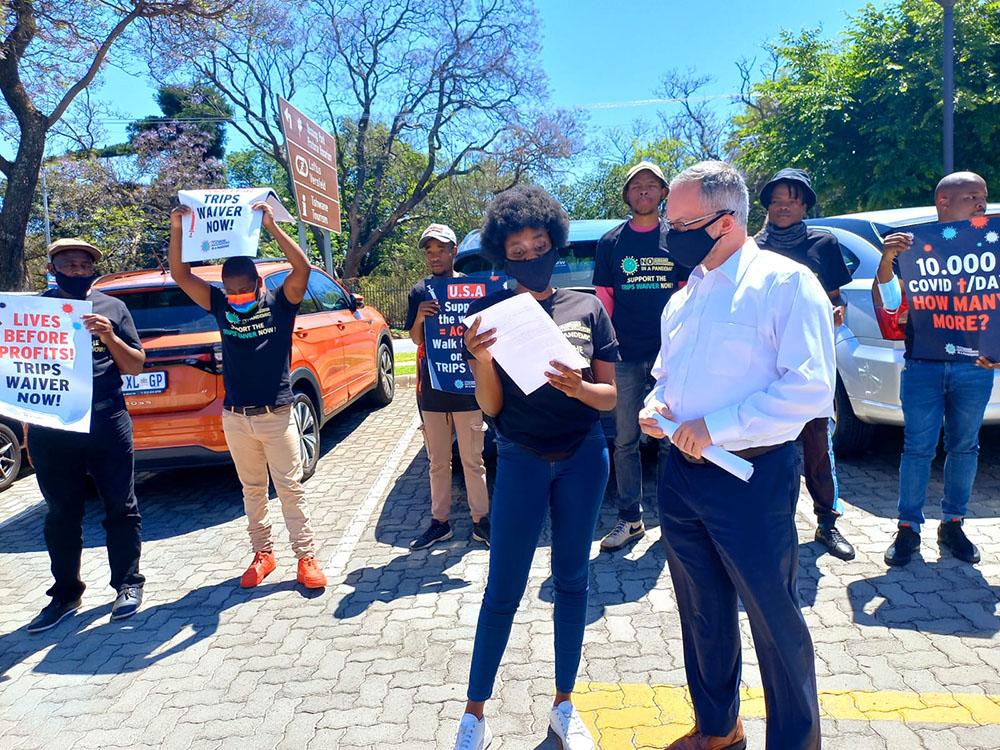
[109,286,219,336]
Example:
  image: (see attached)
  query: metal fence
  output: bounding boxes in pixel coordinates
[346,277,415,329]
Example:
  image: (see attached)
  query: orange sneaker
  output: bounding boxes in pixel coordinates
[240,550,276,588]
[296,556,327,589]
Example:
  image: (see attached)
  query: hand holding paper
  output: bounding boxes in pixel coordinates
[647,411,754,482]
[462,293,587,395]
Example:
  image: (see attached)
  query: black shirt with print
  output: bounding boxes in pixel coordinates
[592,220,688,362]
[465,288,619,458]
[209,285,299,407]
[41,289,142,405]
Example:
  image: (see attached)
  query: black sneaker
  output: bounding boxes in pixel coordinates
[938,520,981,564]
[815,525,856,561]
[26,597,82,634]
[111,585,143,621]
[885,526,921,567]
[409,520,453,550]
[472,517,491,548]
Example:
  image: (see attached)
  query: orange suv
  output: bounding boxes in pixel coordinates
[94,260,394,479]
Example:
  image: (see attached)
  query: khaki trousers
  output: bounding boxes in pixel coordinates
[420,410,490,523]
[222,406,316,559]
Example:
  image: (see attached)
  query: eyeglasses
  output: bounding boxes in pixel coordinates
[666,209,735,232]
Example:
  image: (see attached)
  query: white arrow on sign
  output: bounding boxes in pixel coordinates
[283,109,291,126]
[296,117,302,135]
[300,195,308,217]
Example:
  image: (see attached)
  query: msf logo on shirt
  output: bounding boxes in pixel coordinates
[447,283,487,300]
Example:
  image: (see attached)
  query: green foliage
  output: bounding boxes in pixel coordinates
[127,84,233,161]
[731,0,1000,215]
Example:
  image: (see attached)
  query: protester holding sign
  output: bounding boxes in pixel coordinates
[756,168,856,562]
[639,162,834,750]
[168,202,327,590]
[26,239,147,633]
[404,223,491,551]
[453,186,618,750]
[875,172,1000,567]
[592,160,688,553]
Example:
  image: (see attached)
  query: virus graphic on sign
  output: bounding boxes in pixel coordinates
[942,227,959,240]
[945,343,957,355]
[986,231,999,244]
[621,256,639,274]
[971,216,989,229]
[201,241,211,254]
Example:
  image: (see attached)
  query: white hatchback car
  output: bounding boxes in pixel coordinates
[808,205,1000,454]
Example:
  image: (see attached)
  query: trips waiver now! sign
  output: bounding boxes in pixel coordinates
[0,294,93,433]
[897,216,1000,361]
[423,274,506,395]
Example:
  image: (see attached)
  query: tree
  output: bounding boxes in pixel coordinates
[125,83,232,160]
[731,0,1000,215]
[149,0,581,279]
[0,0,236,290]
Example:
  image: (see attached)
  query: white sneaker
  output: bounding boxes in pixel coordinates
[453,713,492,750]
[600,519,645,552]
[549,701,594,749]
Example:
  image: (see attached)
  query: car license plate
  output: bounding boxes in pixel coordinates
[122,371,168,395]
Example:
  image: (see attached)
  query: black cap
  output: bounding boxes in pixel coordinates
[759,168,817,208]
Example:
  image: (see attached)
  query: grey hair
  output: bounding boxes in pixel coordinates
[669,161,749,227]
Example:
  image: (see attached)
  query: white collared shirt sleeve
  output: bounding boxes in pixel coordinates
[701,271,836,446]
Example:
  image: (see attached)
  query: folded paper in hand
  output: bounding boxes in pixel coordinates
[649,412,754,482]
[462,293,588,395]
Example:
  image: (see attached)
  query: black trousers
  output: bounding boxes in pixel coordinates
[658,443,821,750]
[28,404,145,601]
[798,416,842,526]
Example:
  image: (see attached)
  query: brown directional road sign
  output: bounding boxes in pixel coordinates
[278,97,342,233]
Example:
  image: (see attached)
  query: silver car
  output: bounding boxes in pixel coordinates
[809,205,1000,454]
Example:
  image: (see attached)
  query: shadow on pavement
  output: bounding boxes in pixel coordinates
[0,578,300,681]
[847,556,1000,637]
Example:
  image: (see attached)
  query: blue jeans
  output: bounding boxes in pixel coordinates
[467,423,609,701]
[898,359,993,532]
[613,359,669,523]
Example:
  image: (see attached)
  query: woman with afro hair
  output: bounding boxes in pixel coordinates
[453,185,619,750]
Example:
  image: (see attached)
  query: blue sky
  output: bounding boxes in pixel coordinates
[88,0,887,156]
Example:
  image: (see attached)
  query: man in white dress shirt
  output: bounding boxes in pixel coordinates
[639,161,835,750]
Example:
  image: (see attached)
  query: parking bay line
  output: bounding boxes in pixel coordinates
[573,681,1000,748]
[324,413,422,583]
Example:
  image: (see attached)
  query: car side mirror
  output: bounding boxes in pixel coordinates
[352,293,365,309]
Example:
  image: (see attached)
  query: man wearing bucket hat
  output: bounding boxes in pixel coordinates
[26,239,148,633]
[593,161,688,552]
[405,223,491,551]
[755,168,856,561]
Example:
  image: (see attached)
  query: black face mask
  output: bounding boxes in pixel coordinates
[664,212,730,268]
[504,248,560,293]
[55,271,97,300]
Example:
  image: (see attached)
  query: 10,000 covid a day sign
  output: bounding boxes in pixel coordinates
[0,294,93,433]
[897,216,1000,361]
[178,188,294,262]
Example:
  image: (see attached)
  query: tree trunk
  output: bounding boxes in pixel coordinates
[0,113,47,291]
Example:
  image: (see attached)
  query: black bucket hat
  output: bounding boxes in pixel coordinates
[759,168,817,209]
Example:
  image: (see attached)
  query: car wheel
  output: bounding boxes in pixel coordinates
[369,340,394,406]
[0,423,22,493]
[832,377,875,457]
[292,392,320,481]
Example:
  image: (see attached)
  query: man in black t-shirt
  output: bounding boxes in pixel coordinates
[592,161,687,552]
[405,223,490,550]
[756,168,856,562]
[26,239,147,633]
[169,202,326,590]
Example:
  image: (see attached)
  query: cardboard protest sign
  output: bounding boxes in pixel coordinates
[0,294,93,433]
[423,274,507,394]
[896,216,1000,360]
[177,188,294,262]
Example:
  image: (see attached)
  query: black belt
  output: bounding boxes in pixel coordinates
[94,397,125,413]
[677,441,789,465]
[224,404,290,416]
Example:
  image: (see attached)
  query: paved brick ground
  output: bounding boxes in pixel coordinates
[1,387,999,749]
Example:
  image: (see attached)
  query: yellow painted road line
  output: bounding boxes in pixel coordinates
[573,682,1000,749]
